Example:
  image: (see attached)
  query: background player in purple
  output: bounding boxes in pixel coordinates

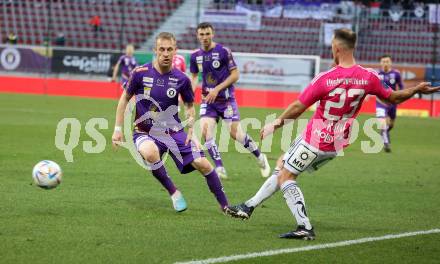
[190,22,270,180]
[112,32,230,213]
[112,44,138,88]
[225,29,439,240]
[376,55,404,152]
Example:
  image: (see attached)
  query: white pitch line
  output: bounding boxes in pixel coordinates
[175,228,440,264]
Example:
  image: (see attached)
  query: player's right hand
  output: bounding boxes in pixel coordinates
[417,82,440,94]
[112,131,124,149]
[260,122,276,140]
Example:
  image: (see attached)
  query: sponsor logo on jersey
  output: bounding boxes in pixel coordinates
[212,52,220,60]
[157,78,165,86]
[169,77,178,82]
[206,72,217,85]
[143,77,154,83]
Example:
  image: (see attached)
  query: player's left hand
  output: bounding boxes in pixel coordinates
[205,89,219,104]
[417,82,440,94]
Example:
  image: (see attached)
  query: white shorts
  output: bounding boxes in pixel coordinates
[283,136,337,175]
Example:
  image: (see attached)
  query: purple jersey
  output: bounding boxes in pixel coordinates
[377,69,403,108]
[118,55,137,81]
[378,69,403,91]
[126,63,194,133]
[190,43,237,100]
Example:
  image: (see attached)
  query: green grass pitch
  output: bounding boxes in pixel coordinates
[0,93,439,263]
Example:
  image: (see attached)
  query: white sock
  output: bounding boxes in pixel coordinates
[281,180,312,230]
[245,167,280,208]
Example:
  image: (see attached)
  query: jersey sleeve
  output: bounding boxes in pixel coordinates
[125,69,140,95]
[222,46,237,71]
[180,76,194,103]
[298,77,325,108]
[369,72,393,100]
[189,53,198,74]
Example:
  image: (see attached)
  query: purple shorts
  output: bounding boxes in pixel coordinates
[376,102,397,120]
[199,98,240,122]
[133,129,205,174]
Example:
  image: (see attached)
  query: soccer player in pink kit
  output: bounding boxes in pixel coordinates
[225,29,439,240]
[172,54,186,73]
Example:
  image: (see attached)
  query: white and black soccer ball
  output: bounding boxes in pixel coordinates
[32,160,62,189]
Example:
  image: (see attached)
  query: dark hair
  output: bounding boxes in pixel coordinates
[379,54,392,61]
[334,28,356,50]
[155,32,176,45]
[196,22,214,32]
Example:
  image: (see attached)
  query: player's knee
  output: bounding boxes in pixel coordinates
[193,157,212,174]
[138,143,160,163]
[277,168,297,186]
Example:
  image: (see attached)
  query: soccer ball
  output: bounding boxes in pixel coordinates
[32,160,62,189]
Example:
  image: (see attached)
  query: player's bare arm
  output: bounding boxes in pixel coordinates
[112,90,133,147]
[111,61,121,82]
[205,68,239,103]
[183,101,196,145]
[191,72,199,92]
[385,82,440,104]
[260,100,308,139]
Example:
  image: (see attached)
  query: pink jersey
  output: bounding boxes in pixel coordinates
[299,65,392,152]
[172,54,186,73]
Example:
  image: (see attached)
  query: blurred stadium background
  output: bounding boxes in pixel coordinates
[1,0,440,116]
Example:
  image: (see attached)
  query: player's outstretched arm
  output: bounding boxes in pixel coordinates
[112,90,132,148]
[385,82,440,104]
[260,100,307,139]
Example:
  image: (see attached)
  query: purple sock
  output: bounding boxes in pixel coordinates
[204,169,228,209]
[242,135,261,158]
[205,139,224,167]
[151,160,177,195]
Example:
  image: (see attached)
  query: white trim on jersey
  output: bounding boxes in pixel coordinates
[310,66,338,86]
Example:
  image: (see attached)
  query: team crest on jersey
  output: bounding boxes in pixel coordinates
[166,88,177,98]
[212,60,220,69]
[389,78,396,84]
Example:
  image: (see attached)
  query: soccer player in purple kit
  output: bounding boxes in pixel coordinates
[376,55,404,152]
[190,22,270,180]
[112,32,231,214]
[112,44,138,88]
